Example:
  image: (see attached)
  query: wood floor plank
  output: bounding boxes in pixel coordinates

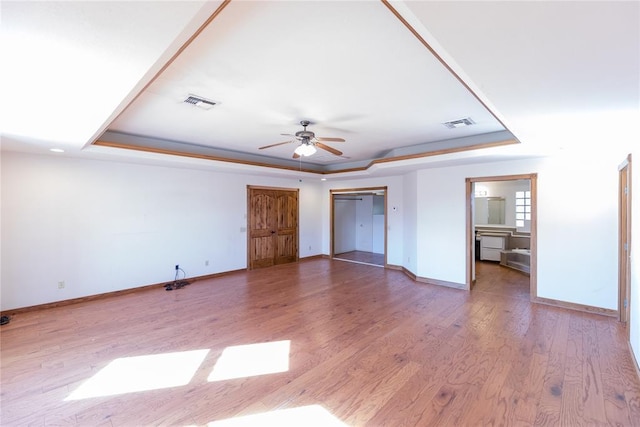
[596,317,640,425]
[1,259,639,426]
[509,351,551,425]
[559,314,584,425]
[581,317,608,425]
[454,336,520,425]
[364,325,467,426]
[534,311,571,425]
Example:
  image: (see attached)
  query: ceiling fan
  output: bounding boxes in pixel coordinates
[259,120,345,158]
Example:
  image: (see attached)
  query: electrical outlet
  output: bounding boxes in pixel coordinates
[175,264,179,271]
[205,260,209,266]
[58,281,65,289]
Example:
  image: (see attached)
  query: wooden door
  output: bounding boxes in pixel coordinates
[618,156,631,331]
[248,187,298,269]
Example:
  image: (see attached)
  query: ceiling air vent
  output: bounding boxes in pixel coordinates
[442,117,475,129]
[183,94,218,110]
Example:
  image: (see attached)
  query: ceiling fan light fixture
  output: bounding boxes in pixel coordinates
[294,143,317,156]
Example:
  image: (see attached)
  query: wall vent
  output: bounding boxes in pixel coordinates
[183,94,218,110]
[442,117,475,129]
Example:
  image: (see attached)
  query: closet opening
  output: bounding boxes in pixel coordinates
[330,187,387,267]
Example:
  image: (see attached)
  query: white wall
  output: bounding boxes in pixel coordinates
[0,152,324,311]
[355,195,373,252]
[372,214,385,254]
[415,155,620,310]
[333,199,356,254]
[403,171,418,272]
[415,165,468,284]
[335,195,384,254]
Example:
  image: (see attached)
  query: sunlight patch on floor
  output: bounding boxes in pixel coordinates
[65,349,209,400]
[208,404,349,426]
[208,340,290,382]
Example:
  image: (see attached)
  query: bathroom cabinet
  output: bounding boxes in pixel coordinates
[480,235,505,261]
[500,249,531,274]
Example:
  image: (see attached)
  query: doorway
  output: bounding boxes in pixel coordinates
[331,187,387,267]
[247,186,298,269]
[618,155,632,334]
[466,174,537,299]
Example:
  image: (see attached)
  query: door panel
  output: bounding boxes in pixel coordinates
[275,192,298,265]
[249,190,276,268]
[276,234,296,260]
[619,157,631,330]
[250,192,275,231]
[250,236,275,269]
[248,187,298,269]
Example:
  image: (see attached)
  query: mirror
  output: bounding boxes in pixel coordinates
[473,179,531,230]
[475,197,505,224]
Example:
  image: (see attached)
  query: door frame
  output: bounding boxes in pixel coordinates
[618,154,632,332]
[246,185,299,270]
[330,186,387,266]
[465,174,537,298]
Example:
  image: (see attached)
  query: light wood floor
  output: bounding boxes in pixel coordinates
[334,251,385,267]
[474,260,530,300]
[1,259,639,426]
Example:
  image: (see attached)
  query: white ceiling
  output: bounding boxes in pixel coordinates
[2,1,638,176]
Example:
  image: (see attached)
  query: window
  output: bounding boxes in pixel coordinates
[515,191,531,228]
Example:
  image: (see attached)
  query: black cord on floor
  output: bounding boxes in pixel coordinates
[165,267,190,291]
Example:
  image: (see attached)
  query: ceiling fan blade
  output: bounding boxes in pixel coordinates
[292,152,301,159]
[316,142,343,156]
[259,140,293,150]
[315,137,345,142]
